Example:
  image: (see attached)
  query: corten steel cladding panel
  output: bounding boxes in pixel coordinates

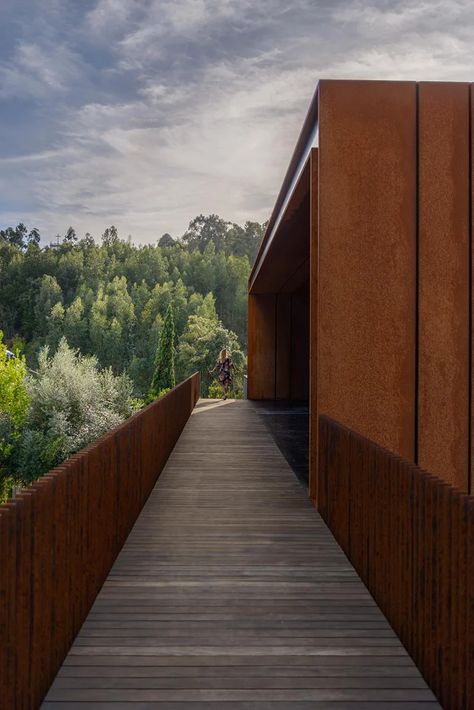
[418,82,470,492]
[472,84,474,496]
[248,293,276,399]
[309,148,318,502]
[318,80,417,461]
[275,293,291,399]
[290,282,310,400]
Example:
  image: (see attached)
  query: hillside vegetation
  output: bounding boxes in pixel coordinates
[0,215,264,394]
[0,214,264,499]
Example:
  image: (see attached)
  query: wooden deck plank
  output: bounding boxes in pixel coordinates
[42,400,439,707]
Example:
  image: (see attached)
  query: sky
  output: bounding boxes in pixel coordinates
[0,0,473,244]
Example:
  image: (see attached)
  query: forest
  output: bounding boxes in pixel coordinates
[0,214,264,499]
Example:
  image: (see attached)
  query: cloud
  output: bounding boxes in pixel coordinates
[0,148,74,164]
[0,41,83,99]
[1,0,474,242]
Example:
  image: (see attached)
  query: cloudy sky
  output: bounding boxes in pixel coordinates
[0,0,473,243]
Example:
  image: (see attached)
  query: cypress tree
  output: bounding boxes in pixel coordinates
[149,304,176,397]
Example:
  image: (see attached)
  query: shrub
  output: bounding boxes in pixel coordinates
[16,339,140,478]
[0,331,29,497]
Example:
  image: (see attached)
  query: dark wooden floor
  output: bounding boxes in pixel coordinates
[42,399,439,709]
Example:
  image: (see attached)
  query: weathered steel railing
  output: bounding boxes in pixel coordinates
[319,415,473,710]
[0,373,199,709]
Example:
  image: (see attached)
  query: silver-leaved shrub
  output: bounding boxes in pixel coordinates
[20,339,140,472]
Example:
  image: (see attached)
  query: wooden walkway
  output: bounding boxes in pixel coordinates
[42,400,439,709]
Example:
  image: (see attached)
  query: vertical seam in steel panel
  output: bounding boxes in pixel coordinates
[413,85,420,679]
[274,294,278,399]
[469,83,472,495]
[415,82,420,466]
[289,293,293,401]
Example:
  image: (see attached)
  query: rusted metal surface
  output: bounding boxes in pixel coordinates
[289,282,310,401]
[250,162,310,296]
[418,81,470,491]
[319,415,474,709]
[249,88,317,292]
[309,148,318,504]
[318,80,417,462]
[247,293,276,400]
[275,293,291,400]
[0,373,199,710]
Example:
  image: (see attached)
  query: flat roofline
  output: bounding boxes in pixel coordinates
[248,82,319,293]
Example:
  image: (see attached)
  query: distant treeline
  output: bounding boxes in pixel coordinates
[0,215,264,396]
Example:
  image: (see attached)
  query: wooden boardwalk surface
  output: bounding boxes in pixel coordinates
[42,399,439,709]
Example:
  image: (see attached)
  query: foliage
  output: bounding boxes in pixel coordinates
[25,339,138,461]
[0,331,29,497]
[176,293,246,397]
[0,212,261,498]
[0,214,261,396]
[182,214,264,263]
[0,331,29,429]
[208,376,243,400]
[149,305,175,398]
[158,233,175,247]
[0,223,40,251]
[208,381,224,399]
[0,337,141,501]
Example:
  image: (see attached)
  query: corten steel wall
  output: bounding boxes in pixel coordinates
[289,282,310,400]
[275,293,291,400]
[248,289,310,401]
[317,80,417,469]
[248,160,310,403]
[248,293,276,399]
[309,148,318,500]
[418,82,470,490]
[319,415,473,709]
[249,79,474,495]
[316,80,473,495]
[0,373,199,710]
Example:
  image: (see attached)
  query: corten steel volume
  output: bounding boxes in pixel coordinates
[247,78,474,708]
[247,79,473,499]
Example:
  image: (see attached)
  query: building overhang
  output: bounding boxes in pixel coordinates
[248,82,319,294]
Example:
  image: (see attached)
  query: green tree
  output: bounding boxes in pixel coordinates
[27,227,41,247]
[64,226,77,244]
[102,225,119,247]
[0,223,28,250]
[46,301,65,350]
[158,233,175,247]
[182,214,229,252]
[90,277,135,372]
[0,332,29,499]
[176,296,245,396]
[226,220,265,261]
[149,304,175,397]
[0,213,257,396]
[34,274,63,337]
[56,248,84,302]
[64,296,88,352]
